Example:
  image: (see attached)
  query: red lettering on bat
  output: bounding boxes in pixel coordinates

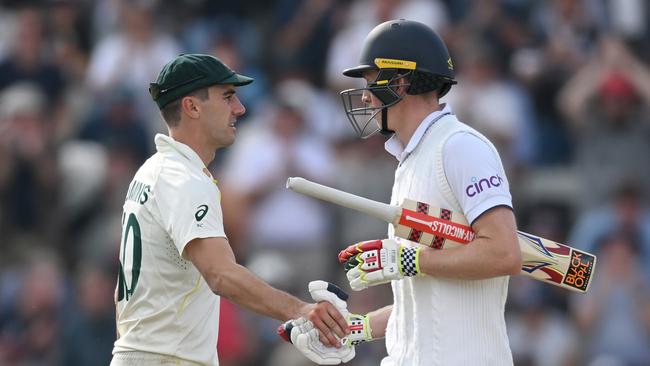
[400,209,475,244]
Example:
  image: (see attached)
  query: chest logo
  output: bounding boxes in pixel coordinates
[195,205,209,221]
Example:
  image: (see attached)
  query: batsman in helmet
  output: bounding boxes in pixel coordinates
[334,19,521,365]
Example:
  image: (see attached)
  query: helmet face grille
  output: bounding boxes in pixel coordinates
[339,72,410,139]
[340,88,382,139]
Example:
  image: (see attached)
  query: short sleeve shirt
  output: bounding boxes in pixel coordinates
[113,134,226,366]
[385,104,512,224]
[443,132,512,224]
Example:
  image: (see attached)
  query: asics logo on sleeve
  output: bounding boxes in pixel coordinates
[195,205,209,221]
[465,175,504,197]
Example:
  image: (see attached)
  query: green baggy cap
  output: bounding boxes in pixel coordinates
[149,53,254,109]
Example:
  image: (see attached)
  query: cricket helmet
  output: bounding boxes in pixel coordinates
[340,19,456,138]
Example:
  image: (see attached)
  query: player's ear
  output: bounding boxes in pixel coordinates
[181,96,201,119]
[394,75,410,96]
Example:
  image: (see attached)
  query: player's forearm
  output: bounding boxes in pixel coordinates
[365,305,392,339]
[418,206,521,279]
[186,237,307,321]
[208,262,305,321]
[418,238,520,279]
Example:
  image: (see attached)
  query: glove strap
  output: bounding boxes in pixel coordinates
[399,247,420,277]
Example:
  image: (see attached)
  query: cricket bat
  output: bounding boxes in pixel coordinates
[286,177,596,293]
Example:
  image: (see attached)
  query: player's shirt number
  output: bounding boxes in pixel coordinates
[118,212,142,301]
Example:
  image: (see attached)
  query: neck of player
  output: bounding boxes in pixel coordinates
[393,94,444,147]
[169,127,217,167]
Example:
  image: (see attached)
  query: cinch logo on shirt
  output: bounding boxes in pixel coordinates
[465,175,504,197]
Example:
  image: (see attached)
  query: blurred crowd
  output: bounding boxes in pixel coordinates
[0,0,649,365]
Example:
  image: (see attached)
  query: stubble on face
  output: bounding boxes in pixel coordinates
[202,85,243,150]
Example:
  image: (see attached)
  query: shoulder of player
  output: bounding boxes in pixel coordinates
[443,131,495,157]
[151,153,209,190]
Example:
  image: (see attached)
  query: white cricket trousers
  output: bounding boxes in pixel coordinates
[111,351,206,366]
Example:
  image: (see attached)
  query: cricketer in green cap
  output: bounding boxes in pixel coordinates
[113,51,351,366]
[149,53,254,109]
[148,52,255,159]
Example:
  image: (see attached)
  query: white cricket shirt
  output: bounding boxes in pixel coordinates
[383,105,514,365]
[113,134,227,366]
[385,104,512,224]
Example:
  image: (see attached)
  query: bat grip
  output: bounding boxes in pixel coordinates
[286,177,399,224]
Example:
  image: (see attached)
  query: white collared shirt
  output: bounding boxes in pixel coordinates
[384,108,514,365]
[385,104,453,162]
[385,104,511,223]
[113,134,226,366]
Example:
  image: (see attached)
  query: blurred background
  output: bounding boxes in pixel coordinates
[0,0,649,365]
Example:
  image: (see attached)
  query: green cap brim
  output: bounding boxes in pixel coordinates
[222,73,254,86]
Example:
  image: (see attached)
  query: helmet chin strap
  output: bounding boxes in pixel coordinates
[372,74,408,136]
[379,108,393,135]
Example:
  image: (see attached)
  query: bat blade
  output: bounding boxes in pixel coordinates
[395,200,597,292]
[286,177,597,293]
[517,231,596,293]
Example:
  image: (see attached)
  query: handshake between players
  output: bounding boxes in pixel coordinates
[278,239,408,364]
[277,280,374,365]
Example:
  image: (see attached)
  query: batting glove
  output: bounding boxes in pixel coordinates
[277,281,355,365]
[307,281,374,347]
[278,317,354,365]
[341,313,374,347]
[338,239,421,291]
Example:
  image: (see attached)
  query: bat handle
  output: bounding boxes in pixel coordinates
[286,177,399,224]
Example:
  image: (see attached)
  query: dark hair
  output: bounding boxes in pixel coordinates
[160,87,210,127]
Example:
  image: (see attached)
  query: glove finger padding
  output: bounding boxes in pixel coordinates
[347,268,392,291]
[337,244,358,264]
[340,239,421,291]
[294,323,355,364]
[338,240,383,264]
[308,280,349,314]
[278,318,355,365]
[343,256,359,272]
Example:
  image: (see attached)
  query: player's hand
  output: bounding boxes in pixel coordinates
[278,281,355,364]
[338,239,421,291]
[307,281,374,347]
[277,317,354,365]
[299,281,350,347]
